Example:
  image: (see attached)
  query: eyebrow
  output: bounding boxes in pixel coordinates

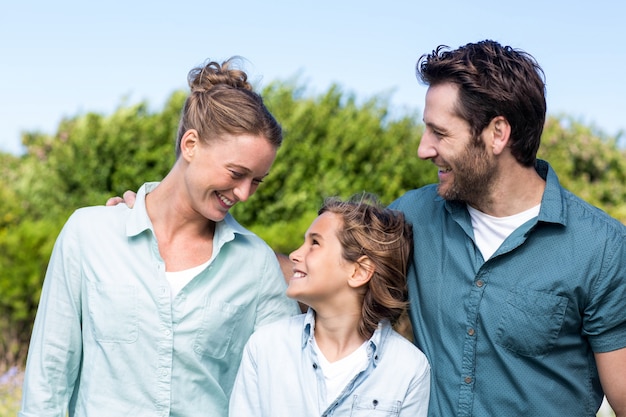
[424,120,448,133]
[307,232,324,241]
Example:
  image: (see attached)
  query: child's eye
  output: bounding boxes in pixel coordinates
[311,239,320,246]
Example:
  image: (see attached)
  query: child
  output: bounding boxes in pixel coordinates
[229,194,430,416]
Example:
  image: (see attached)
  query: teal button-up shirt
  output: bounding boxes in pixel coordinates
[390,160,626,417]
[20,183,299,417]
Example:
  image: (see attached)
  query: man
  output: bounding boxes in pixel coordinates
[388,40,626,416]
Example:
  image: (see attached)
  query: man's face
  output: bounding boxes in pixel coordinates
[418,82,496,205]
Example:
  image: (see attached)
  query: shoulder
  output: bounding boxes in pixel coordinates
[563,189,625,238]
[382,329,430,374]
[541,161,625,240]
[390,185,439,211]
[389,184,446,225]
[246,314,306,347]
[64,204,127,231]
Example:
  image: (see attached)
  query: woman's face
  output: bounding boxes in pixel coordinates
[183,132,277,222]
[286,212,356,309]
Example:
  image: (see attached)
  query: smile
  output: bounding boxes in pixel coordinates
[291,271,306,280]
[216,192,235,207]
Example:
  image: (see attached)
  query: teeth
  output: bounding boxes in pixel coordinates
[293,272,306,278]
[218,193,234,207]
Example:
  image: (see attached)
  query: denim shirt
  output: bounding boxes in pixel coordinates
[390,160,626,417]
[229,309,431,416]
[19,182,300,417]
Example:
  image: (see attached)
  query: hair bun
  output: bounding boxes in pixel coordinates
[187,57,252,93]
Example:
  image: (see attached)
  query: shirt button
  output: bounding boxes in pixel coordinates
[465,376,472,384]
[468,328,475,336]
[476,280,484,287]
[164,329,171,336]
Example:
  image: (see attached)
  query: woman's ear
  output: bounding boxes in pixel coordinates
[180,129,200,161]
[348,256,375,289]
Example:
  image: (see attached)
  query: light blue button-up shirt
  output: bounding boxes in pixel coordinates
[229,309,431,416]
[390,160,626,417]
[19,182,300,417]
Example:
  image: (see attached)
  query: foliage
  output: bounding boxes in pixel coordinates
[15,92,185,221]
[539,117,626,221]
[0,367,23,417]
[0,79,625,377]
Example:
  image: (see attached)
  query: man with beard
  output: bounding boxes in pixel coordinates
[388,40,626,416]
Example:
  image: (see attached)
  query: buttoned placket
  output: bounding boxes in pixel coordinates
[154,256,174,416]
[307,335,327,416]
[456,218,536,417]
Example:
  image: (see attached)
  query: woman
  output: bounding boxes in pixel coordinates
[229,194,431,416]
[19,58,299,417]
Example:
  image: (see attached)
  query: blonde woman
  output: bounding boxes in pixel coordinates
[19,58,299,417]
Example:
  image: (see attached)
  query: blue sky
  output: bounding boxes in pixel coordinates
[1,0,625,155]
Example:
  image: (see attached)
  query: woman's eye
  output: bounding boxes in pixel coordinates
[230,170,244,178]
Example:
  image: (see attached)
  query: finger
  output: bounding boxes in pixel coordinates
[105,196,123,206]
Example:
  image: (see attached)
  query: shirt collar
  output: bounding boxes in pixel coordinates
[301,308,316,349]
[535,159,567,226]
[125,182,157,237]
[300,307,390,366]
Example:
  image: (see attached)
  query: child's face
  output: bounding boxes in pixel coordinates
[286,212,356,309]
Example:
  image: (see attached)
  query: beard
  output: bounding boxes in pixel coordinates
[437,135,497,205]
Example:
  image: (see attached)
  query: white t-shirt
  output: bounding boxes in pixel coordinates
[165,258,211,300]
[467,204,540,260]
[313,338,369,407]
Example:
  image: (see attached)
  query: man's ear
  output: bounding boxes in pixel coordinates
[490,116,511,155]
[180,129,200,162]
[348,256,375,289]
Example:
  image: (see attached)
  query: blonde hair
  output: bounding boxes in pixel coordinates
[175,57,282,158]
[319,193,413,339]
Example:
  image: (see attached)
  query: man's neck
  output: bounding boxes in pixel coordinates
[470,163,545,217]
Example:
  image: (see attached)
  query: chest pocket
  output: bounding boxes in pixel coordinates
[495,288,568,357]
[193,298,244,359]
[88,283,138,343]
[349,395,401,417]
